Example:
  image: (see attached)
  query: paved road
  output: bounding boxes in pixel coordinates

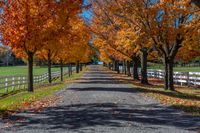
[1,65,200,133]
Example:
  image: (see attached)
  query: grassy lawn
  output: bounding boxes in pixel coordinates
[0,68,86,117]
[137,85,200,116]
[173,67,200,72]
[110,68,200,116]
[128,79,200,116]
[0,66,61,76]
[148,66,200,72]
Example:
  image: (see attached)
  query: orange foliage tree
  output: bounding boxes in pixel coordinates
[0,0,84,91]
[36,0,84,83]
[0,0,54,91]
[90,0,200,90]
[90,0,152,82]
[130,0,200,90]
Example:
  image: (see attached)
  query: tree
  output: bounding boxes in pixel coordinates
[106,0,200,90]
[0,0,55,91]
[90,0,152,82]
[138,0,200,90]
[0,0,84,91]
[90,0,200,90]
[91,0,138,77]
[36,0,84,83]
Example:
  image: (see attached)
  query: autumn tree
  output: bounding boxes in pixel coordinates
[90,0,136,78]
[0,0,84,91]
[0,0,55,91]
[36,0,84,83]
[139,0,200,90]
[90,0,151,82]
[90,0,200,90]
[116,0,200,90]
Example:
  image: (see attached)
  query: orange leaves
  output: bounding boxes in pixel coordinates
[0,0,93,63]
[1,0,52,55]
[0,0,87,60]
[144,90,200,115]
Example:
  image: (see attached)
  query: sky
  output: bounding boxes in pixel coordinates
[80,0,93,24]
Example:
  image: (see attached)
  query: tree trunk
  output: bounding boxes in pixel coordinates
[163,58,169,90]
[103,62,106,67]
[114,60,116,71]
[167,59,174,91]
[115,60,120,73]
[132,57,139,80]
[124,60,127,75]
[115,60,118,72]
[28,52,34,92]
[140,48,148,84]
[60,60,63,82]
[76,61,80,73]
[163,57,175,91]
[108,62,110,69]
[70,63,73,75]
[80,63,83,71]
[122,60,125,73]
[127,60,131,76]
[68,64,71,77]
[47,50,52,84]
[112,60,115,71]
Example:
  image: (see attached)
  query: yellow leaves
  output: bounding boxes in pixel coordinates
[30,5,39,16]
[91,0,199,63]
[11,12,15,17]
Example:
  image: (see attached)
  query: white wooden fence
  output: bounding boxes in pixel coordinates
[0,67,75,95]
[119,66,200,87]
[146,69,200,86]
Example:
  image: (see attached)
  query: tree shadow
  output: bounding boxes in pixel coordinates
[134,87,200,101]
[1,66,200,132]
[4,103,200,132]
[74,77,130,84]
[70,87,138,93]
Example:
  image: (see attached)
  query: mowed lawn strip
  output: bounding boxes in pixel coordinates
[0,66,61,76]
[132,83,200,116]
[148,66,200,72]
[0,68,86,117]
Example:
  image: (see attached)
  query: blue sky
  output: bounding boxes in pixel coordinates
[80,0,93,24]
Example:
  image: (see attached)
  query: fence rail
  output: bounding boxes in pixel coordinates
[0,67,75,95]
[146,69,200,86]
[119,66,200,87]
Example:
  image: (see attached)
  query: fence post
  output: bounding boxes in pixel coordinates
[40,75,42,84]
[12,77,15,91]
[195,74,197,86]
[154,70,157,78]
[186,72,190,86]
[5,78,8,94]
[18,77,21,89]
[23,77,26,89]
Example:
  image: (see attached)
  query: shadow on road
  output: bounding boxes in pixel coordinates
[2,66,200,132]
[5,103,200,132]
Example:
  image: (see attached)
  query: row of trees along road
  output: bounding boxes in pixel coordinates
[0,0,94,92]
[90,0,200,91]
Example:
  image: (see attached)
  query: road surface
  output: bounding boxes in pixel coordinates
[0,65,200,133]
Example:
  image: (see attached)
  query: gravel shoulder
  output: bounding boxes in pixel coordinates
[0,65,200,133]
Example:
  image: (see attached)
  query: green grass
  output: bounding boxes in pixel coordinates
[0,69,85,114]
[0,84,64,111]
[148,66,200,72]
[0,66,61,76]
